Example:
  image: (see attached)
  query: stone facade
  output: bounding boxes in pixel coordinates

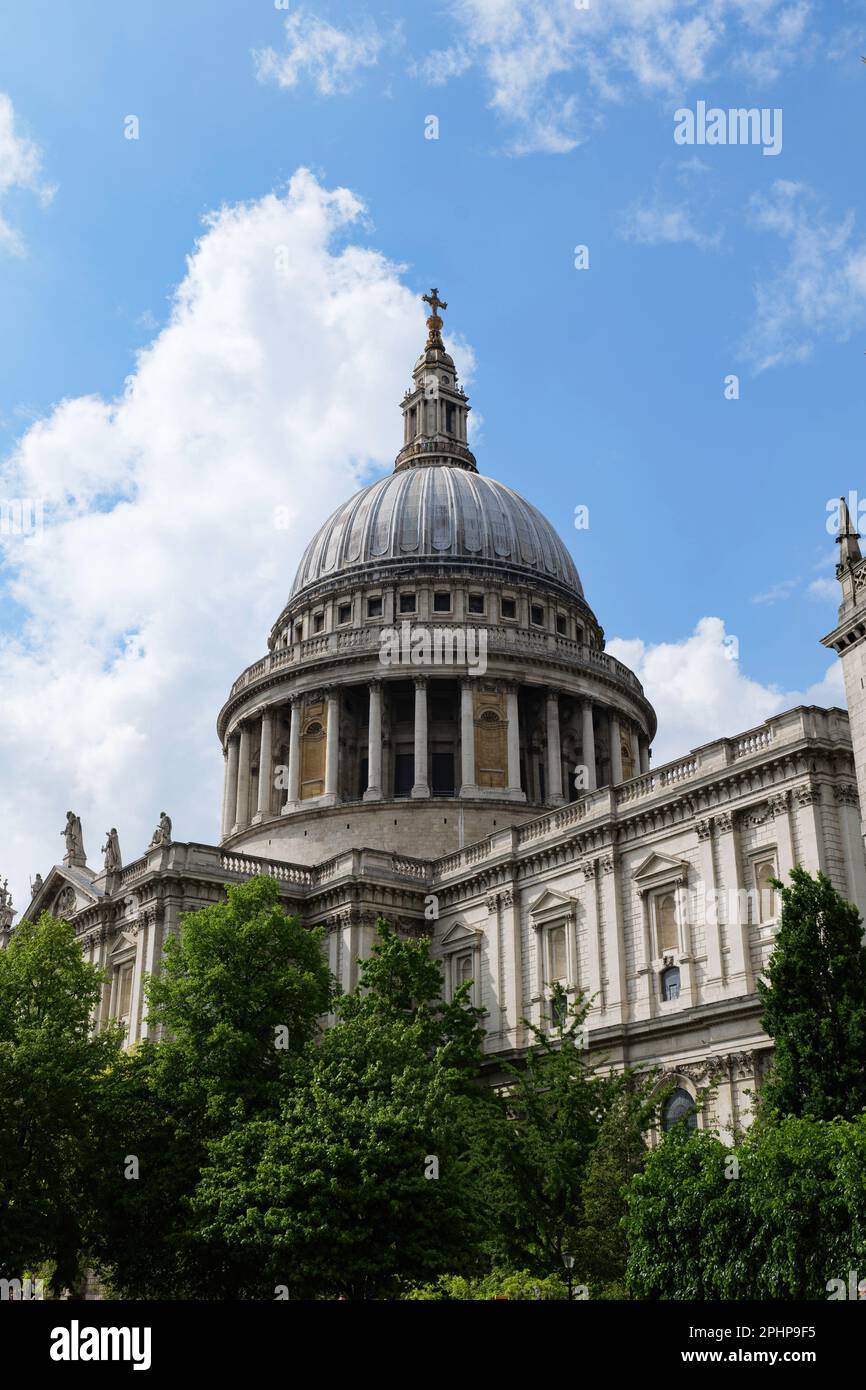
[11,309,866,1146]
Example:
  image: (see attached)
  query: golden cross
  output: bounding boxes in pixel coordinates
[422,288,447,318]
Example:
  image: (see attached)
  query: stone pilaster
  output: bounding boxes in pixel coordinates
[411,676,430,798]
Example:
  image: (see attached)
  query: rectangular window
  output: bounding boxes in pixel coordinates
[367,596,383,618]
[116,965,133,1021]
[313,612,324,633]
[531,604,545,627]
[468,593,484,615]
[394,752,414,797]
[337,602,352,626]
[433,591,451,612]
[431,750,454,794]
[654,893,679,956]
[556,614,567,636]
[549,924,567,981]
[399,592,416,614]
[501,597,517,620]
[294,623,303,644]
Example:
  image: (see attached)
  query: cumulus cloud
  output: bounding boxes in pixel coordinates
[0,92,53,255]
[742,180,866,370]
[620,197,722,250]
[254,8,385,95]
[427,0,814,155]
[0,169,449,917]
[607,615,844,764]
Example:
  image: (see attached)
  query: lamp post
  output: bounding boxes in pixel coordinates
[562,1250,575,1302]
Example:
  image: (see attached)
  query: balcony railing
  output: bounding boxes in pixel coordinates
[228,625,646,700]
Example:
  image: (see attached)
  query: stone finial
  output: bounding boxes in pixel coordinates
[836,494,862,569]
[61,811,86,867]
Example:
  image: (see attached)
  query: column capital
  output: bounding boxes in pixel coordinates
[413,674,428,690]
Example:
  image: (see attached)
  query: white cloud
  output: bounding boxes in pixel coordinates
[411,47,473,86]
[254,8,385,96]
[0,92,53,256]
[620,197,722,250]
[808,575,838,601]
[436,0,814,155]
[607,615,843,764]
[743,180,866,370]
[750,577,800,604]
[0,168,445,919]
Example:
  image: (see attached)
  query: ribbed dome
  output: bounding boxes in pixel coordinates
[289,464,584,601]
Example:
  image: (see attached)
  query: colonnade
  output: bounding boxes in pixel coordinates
[221,679,651,838]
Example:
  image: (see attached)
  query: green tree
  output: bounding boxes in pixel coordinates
[0,912,122,1292]
[189,922,492,1299]
[578,1077,656,1294]
[88,876,332,1298]
[758,866,866,1121]
[473,990,617,1272]
[625,1114,866,1300]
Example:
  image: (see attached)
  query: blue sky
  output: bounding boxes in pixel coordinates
[0,0,864,905]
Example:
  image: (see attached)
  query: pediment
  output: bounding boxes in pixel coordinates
[528,888,575,923]
[25,864,102,923]
[632,852,690,893]
[440,920,481,947]
[109,929,138,959]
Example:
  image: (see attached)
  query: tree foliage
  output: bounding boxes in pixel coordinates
[0,912,122,1292]
[757,866,866,1121]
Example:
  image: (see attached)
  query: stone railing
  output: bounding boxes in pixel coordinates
[220,851,314,886]
[228,626,646,700]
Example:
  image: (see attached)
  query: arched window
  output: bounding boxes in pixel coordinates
[662,1087,697,1133]
[305,721,323,737]
[480,709,499,723]
[660,965,680,1001]
[755,859,778,924]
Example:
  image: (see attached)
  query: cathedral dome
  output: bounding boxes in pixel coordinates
[289,465,584,604]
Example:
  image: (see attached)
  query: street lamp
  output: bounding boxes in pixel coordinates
[561,1250,575,1302]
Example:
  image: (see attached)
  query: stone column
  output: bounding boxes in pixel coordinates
[769,791,795,883]
[600,854,626,1025]
[460,679,476,796]
[609,711,624,785]
[283,699,301,810]
[835,784,866,908]
[139,911,163,1041]
[506,684,523,796]
[324,688,340,801]
[630,725,641,780]
[581,699,597,792]
[411,676,430,798]
[363,680,383,801]
[581,860,603,1013]
[696,819,723,1000]
[222,735,239,838]
[254,710,274,822]
[545,690,564,804]
[715,812,752,996]
[793,783,825,874]
[639,737,650,775]
[500,889,522,1045]
[235,722,251,831]
[127,921,147,1046]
